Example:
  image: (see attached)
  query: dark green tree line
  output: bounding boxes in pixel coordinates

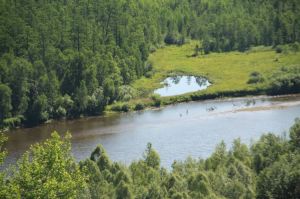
[1,0,300,128]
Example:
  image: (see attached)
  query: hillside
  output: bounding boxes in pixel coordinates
[1,0,300,127]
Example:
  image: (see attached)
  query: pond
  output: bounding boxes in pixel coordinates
[154,75,211,97]
[2,95,300,168]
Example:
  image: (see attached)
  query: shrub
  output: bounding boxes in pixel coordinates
[121,104,130,112]
[118,86,137,102]
[151,94,162,107]
[276,46,283,53]
[247,72,265,84]
[275,43,300,54]
[111,104,123,112]
[145,71,154,78]
[149,45,157,53]
[290,42,300,52]
[54,106,67,119]
[134,103,145,111]
[164,32,185,45]
[3,115,24,128]
[269,75,300,94]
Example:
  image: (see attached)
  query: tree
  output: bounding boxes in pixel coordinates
[9,58,32,116]
[10,132,89,198]
[290,118,300,149]
[90,145,112,171]
[0,84,12,124]
[251,134,286,173]
[194,44,200,56]
[205,141,227,170]
[103,78,116,103]
[116,180,133,199]
[144,143,160,169]
[74,80,88,114]
[256,154,300,199]
[0,133,17,198]
[1,0,300,129]
[25,94,49,126]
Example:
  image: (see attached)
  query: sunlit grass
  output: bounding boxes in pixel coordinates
[133,41,300,96]
[106,41,300,112]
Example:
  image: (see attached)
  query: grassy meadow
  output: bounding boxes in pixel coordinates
[107,41,300,111]
[134,41,300,95]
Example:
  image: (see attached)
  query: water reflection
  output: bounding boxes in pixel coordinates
[3,95,300,168]
[154,75,211,97]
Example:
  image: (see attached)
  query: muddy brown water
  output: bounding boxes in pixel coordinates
[3,95,300,168]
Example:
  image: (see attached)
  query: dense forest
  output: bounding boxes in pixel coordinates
[0,119,299,198]
[1,0,300,128]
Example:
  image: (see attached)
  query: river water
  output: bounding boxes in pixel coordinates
[3,95,300,168]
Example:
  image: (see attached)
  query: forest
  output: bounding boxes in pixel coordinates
[0,119,299,198]
[1,0,300,128]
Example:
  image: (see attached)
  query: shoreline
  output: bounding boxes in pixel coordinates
[4,93,300,133]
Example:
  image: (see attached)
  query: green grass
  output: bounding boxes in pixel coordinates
[133,41,300,96]
[107,41,300,112]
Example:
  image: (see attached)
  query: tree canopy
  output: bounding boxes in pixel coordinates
[1,119,300,198]
[1,0,299,128]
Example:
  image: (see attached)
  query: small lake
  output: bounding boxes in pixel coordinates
[2,95,300,168]
[154,75,211,97]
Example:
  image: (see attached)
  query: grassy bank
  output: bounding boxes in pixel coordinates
[107,42,300,112]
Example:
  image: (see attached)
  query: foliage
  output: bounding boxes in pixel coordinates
[0,84,12,125]
[1,0,300,128]
[267,66,300,95]
[133,41,300,100]
[247,72,265,84]
[151,94,162,107]
[134,103,145,111]
[1,132,89,198]
[2,115,24,129]
[2,120,300,198]
[0,0,165,128]
[290,118,300,149]
[256,154,300,199]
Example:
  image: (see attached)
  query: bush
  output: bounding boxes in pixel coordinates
[111,104,123,112]
[118,86,138,102]
[275,43,300,54]
[247,72,265,84]
[276,46,283,53]
[134,103,145,111]
[164,32,185,45]
[110,103,132,112]
[267,68,300,94]
[151,94,162,107]
[121,104,130,112]
[289,118,300,149]
[55,94,74,117]
[145,71,154,78]
[54,106,67,119]
[149,45,157,53]
[3,115,24,128]
[290,42,300,52]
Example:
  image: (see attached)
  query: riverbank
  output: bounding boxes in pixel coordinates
[106,92,300,114]
[3,94,300,169]
[134,41,300,94]
[106,41,300,113]
[2,42,300,131]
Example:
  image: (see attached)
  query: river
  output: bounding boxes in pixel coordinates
[3,95,300,168]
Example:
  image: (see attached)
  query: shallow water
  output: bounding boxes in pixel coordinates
[3,95,300,168]
[154,76,211,97]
